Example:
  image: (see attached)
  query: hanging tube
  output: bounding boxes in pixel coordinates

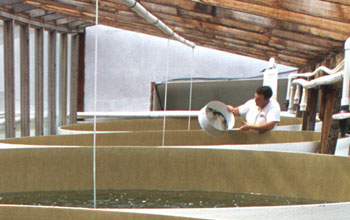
[122,0,195,48]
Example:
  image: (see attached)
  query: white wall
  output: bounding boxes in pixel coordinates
[84,25,295,112]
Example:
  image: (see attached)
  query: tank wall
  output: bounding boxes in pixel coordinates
[59,117,305,133]
[0,147,349,202]
[0,130,321,146]
[0,205,187,220]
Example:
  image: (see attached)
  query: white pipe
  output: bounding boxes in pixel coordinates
[291,70,343,113]
[122,0,196,48]
[341,37,350,107]
[292,70,344,89]
[287,84,295,114]
[293,85,301,105]
[263,57,278,101]
[299,88,308,111]
[286,60,344,101]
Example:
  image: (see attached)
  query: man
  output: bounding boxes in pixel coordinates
[226,86,280,131]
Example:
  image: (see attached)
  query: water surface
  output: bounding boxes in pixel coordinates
[0,189,330,208]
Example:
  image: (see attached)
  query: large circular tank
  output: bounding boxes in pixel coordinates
[0,130,322,153]
[0,143,349,219]
[57,116,320,135]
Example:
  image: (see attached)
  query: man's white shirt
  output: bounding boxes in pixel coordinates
[238,99,281,126]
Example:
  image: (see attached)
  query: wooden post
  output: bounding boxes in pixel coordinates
[69,34,79,124]
[307,88,318,131]
[34,27,44,136]
[3,20,15,138]
[319,85,336,154]
[77,32,85,113]
[47,30,57,135]
[59,33,68,126]
[302,88,319,131]
[19,23,30,137]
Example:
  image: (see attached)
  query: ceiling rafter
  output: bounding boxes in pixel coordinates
[0,0,348,68]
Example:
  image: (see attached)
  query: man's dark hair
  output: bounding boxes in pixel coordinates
[256,86,273,99]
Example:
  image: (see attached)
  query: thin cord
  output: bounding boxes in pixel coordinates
[187,48,195,130]
[93,0,99,209]
[162,39,170,146]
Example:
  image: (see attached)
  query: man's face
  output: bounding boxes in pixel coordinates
[254,93,269,109]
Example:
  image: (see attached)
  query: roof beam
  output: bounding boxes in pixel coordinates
[0,8,79,32]
[0,0,24,7]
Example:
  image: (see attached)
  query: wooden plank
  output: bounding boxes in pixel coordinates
[42,12,65,22]
[12,3,37,13]
[47,30,57,135]
[59,33,68,126]
[320,0,350,6]
[183,0,350,33]
[19,23,30,137]
[34,27,44,136]
[0,0,24,7]
[162,6,347,44]
[229,0,350,23]
[69,34,79,124]
[3,20,16,138]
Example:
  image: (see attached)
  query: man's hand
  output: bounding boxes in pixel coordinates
[239,121,278,132]
[239,121,252,130]
[227,104,239,116]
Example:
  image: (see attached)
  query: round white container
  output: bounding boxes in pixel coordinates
[198,101,235,136]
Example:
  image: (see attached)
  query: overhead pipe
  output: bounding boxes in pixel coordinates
[286,59,344,103]
[292,70,344,89]
[122,0,196,48]
[287,57,345,113]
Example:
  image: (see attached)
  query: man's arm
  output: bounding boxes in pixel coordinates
[239,121,278,132]
[227,104,240,116]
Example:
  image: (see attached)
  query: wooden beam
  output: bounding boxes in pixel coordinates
[34,27,44,136]
[19,23,30,137]
[47,30,57,135]
[3,20,16,138]
[69,34,79,124]
[59,33,68,126]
